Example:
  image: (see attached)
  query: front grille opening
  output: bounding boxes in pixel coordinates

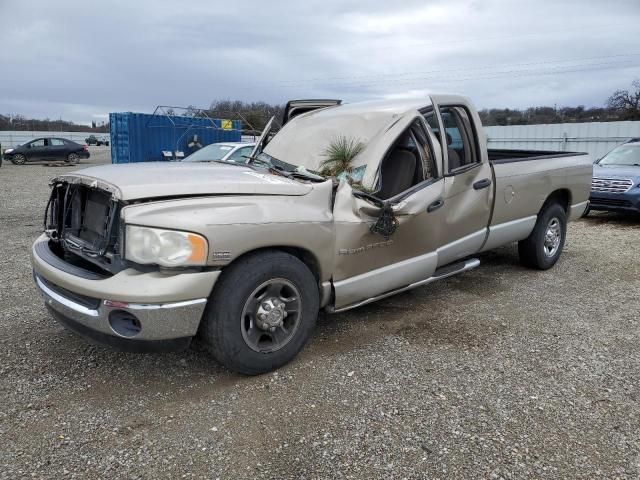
[61,186,116,251]
[46,182,123,275]
[591,177,633,194]
[591,198,633,207]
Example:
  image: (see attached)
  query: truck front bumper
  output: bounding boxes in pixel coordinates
[31,234,220,352]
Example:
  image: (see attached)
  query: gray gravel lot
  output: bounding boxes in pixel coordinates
[1,150,639,479]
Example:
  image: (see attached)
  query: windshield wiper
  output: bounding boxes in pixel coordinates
[289,169,325,182]
[244,156,293,178]
[190,159,245,166]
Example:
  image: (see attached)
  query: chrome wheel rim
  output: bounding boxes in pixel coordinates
[240,278,302,353]
[68,153,79,164]
[14,154,26,164]
[543,217,562,257]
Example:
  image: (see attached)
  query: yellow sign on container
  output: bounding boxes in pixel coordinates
[221,119,233,131]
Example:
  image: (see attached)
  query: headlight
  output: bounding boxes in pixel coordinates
[4,148,14,154]
[125,225,208,267]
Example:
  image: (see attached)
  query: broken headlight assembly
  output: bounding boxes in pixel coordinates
[125,225,208,267]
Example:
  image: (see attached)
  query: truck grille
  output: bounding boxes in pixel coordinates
[591,177,633,193]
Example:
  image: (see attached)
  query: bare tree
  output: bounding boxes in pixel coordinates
[607,79,640,120]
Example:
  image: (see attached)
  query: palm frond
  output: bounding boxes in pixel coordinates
[319,135,365,177]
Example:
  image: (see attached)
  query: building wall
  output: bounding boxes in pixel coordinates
[485,121,640,159]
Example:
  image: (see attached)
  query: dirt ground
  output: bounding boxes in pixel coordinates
[1,152,639,479]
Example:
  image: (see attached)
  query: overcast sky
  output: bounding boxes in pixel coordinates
[1,0,639,124]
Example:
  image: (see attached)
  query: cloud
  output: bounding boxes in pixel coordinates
[0,0,639,123]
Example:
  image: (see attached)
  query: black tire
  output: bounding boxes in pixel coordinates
[199,250,319,375]
[67,153,80,164]
[518,202,567,270]
[11,153,26,165]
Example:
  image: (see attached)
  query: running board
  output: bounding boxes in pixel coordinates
[329,258,480,313]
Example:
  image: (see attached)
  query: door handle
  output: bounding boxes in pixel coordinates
[427,198,444,213]
[473,178,492,190]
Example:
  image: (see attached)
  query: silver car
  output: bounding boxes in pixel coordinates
[183,142,256,164]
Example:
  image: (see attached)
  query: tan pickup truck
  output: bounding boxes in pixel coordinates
[31,95,592,374]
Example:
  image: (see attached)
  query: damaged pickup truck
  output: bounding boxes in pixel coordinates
[32,95,592,374]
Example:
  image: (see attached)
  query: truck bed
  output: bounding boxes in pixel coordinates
[488,149,588,163]
[488,149,592,226]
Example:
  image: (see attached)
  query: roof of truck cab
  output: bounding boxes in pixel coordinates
[264,97,433,170]
[297,97,433,120]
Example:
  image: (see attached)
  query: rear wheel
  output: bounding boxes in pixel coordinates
[11,153,26,165]
[518,203,567,270]
[67,153,80,164]
[199,250,319,375]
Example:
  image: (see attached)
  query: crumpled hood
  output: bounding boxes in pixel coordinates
[55,162,312,200]
[593,164,640,180]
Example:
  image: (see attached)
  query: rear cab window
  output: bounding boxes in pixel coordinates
[422,106,480,174]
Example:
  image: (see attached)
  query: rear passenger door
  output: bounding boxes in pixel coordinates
[425,96,494,267]
[48,138,68,160]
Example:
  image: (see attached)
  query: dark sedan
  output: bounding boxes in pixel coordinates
[3,137,90,165]
[588,139,640,214]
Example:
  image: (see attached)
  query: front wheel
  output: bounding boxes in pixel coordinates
[11,153,26,165]
[199,250,319,375]
[518,203,567,270]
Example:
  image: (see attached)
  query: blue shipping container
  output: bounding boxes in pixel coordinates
[109,112,242,164]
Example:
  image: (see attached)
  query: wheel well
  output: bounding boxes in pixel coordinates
[542,189,571,213]
[226,246,321,282]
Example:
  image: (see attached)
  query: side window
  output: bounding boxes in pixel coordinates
[227,146,252,162]
[376,120,438,200]
[438,106,478,173]
[30,139,45,148]
[50,139,65,146]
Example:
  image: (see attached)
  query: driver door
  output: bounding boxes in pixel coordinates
[332,115,446,310]
[25,138,48,161]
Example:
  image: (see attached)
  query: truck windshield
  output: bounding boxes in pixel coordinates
[183,144,235,162]
[599,145,640,166]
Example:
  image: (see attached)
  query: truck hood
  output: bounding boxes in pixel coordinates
[593,164,640,179]
[55,162,312,200]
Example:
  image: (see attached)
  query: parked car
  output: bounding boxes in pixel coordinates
[3,138,90,165]
[587,139,640,214]
[85,135,109,146]
[31,95,591,374]
[182,142,256,163]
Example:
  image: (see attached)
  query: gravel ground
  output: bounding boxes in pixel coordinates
[1,152,639,479]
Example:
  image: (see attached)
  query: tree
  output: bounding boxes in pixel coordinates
[607,79,640,120]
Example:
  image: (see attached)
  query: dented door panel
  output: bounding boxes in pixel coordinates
[332,179,445,309]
